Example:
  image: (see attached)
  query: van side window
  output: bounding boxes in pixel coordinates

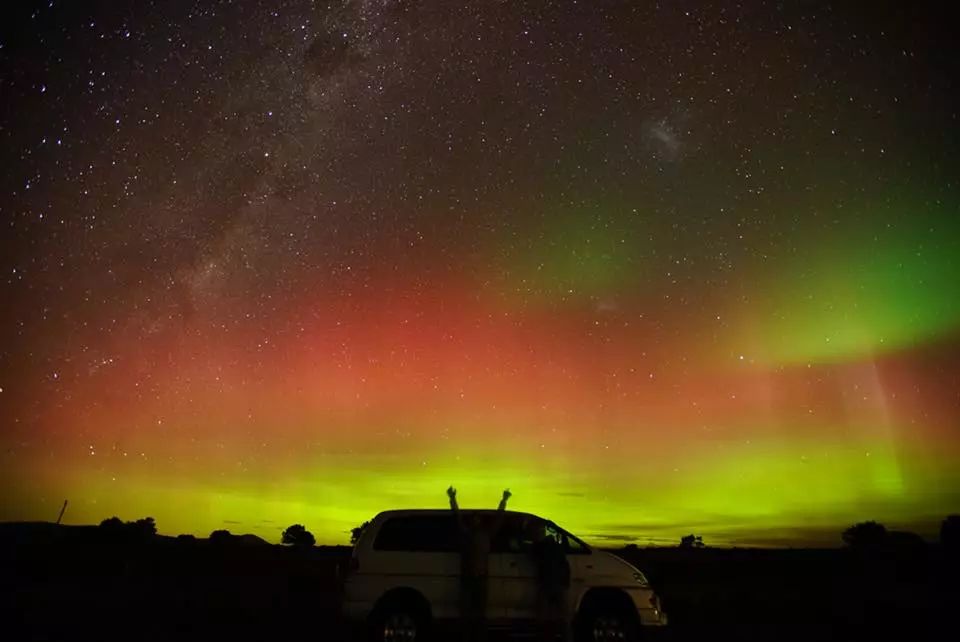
[552,523,590,555]
[545,522,563,545]
[372,516,458,552]
[492,515,526,553]
[563,532,589,554]
[493,517,591,555]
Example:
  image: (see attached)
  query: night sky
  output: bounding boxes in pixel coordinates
[2,1,958,547]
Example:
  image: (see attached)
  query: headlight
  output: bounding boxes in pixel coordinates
[633,571,649,587]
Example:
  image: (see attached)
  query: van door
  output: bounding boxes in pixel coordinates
[492,516,541,621]
[496,519,592,622]
[561,531,592,617]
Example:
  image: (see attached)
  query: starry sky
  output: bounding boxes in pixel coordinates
[1,0,958,547]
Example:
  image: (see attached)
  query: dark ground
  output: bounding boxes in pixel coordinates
[2,522,956,641]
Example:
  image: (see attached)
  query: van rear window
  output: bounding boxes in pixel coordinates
[373,515,459,552]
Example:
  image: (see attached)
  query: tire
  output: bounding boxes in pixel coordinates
[368,598,429,642]
[577,605,640,642]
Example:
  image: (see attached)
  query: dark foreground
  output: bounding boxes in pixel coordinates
[3,523,956,641]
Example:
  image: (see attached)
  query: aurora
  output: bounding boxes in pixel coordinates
[1,1,957,548]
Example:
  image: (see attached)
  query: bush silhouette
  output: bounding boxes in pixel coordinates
[842,521,887,550]
[209,529,233,545]
[98,516,157,543]
[351,520,371,545]
[679,534,704,549]
[282,524,316,548]
[888,530,927,558]
[942,515,960,552]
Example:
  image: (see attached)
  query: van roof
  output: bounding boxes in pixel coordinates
[373,508,543,520]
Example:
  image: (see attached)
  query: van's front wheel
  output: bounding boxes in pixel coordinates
[577,606,639,642]
[592,613,636,641]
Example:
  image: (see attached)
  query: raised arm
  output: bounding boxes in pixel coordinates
[491,488,511,533]
[448,485,465,531]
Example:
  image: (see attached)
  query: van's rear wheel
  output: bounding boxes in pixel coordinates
[382,611,417,641]
[369,599,428,642]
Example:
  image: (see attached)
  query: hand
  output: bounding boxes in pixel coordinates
[502,488,512,501]
[447,486,457,500]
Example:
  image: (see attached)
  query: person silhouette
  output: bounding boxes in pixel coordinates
[448,486,511,642]
[525,517,572,642]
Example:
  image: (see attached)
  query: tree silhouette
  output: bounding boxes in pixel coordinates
[351,520,371,545]
[679,534,704,549]
[132,517,157,538]
[99,516,125,532]
[282,524,316,548]
[209,529,232,545]
[842,521,887,550]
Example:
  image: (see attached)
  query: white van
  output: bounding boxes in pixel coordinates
[342,509,667,641]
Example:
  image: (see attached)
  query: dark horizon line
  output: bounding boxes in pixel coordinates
[1,519,945,550]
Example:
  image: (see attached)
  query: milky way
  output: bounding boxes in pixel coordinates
[1,1,958,546]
